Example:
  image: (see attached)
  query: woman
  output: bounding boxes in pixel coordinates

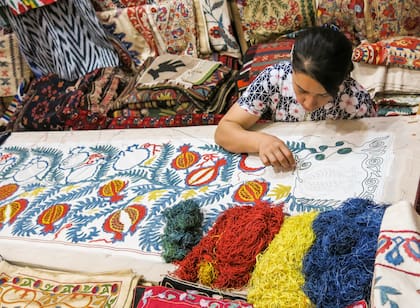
[214,26,376,173]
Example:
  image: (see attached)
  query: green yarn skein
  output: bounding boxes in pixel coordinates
[161,199,203,263]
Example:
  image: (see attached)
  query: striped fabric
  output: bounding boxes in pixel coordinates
[3,0,120,80]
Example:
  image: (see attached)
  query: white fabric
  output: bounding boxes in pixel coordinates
[0,116,418,284]
[351,62,420,96]
[371,200,420,307]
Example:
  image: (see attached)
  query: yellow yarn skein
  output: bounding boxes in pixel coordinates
[247,211,318,308]
[198,260,217,286]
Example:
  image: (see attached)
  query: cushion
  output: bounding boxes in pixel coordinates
[316,0,420,44]
[237,39,294,92]
[97,6,159,67]
[365,0,420,42]
[352,40,388,66]
[192,0,212,56]
[387,36,420,70]
[230,0,315,47]
[316,0,369,45]
[97,0,198,66]
[145,0,198,57]
[352,36,420,70]
[0,259,138,308]
[199,0,241,58]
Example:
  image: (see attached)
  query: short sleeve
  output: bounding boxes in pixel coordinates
[237,61,293,118]
[334,78,377,119]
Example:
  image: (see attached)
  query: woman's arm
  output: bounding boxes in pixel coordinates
[215,104,296,172]
[214,103,261,153]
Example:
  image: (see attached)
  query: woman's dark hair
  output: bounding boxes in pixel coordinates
[292,26,354,97]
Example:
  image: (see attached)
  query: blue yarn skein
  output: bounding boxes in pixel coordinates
[303,198,388,307]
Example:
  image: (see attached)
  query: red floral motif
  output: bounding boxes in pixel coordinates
[389,37,420,49]
[402,236,420,262]
[264,17,278,30]
[348,0,364,18]
[376,234,393,255]
[403,17,420,31]
[381,4,396,18]
[209,26,222,38]
[280,13,293,26]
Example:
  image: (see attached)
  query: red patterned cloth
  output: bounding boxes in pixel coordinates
[352,40,388,66]
[0,0,57,15]
[137,286,253,308]
[108,113,224,129]
[237,39,294,93]
[15,67,131,131]
[352,36,420,70]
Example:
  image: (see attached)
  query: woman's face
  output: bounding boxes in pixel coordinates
[292,71,333,112]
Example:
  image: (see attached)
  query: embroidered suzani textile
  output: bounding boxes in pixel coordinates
[371,201,420,306]
[0,258,138,307]
[0,126,393,263]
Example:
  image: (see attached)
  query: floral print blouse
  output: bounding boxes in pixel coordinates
[238,61,377,122]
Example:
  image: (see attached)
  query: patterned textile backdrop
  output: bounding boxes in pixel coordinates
[0,31,32,97]
[316,0,420,44]
[0,128,393,260]
[231,0,316,46]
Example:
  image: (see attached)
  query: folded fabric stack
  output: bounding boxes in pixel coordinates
[109,54,236,122]
[8,54,235,131]
[12,67,132,131]
[0,257,139,308]
[374,92,419,116]
[352,37,420,71]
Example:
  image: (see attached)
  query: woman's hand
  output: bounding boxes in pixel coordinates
[257,133,296,172]
[215,104,295,172]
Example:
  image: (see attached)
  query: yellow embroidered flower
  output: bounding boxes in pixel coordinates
[22,0,40,9]
[156,92,173,101]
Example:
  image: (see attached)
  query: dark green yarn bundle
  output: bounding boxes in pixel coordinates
[161,200,204,263]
